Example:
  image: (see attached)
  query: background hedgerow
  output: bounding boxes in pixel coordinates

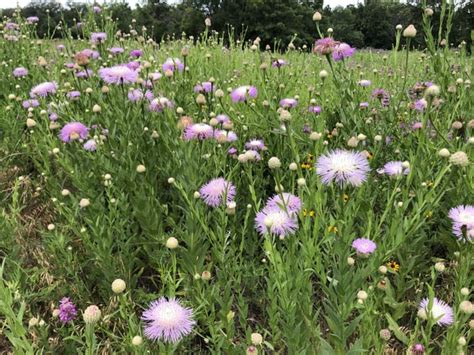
[0,3,473,354]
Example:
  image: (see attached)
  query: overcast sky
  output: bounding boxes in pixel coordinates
[0,0,363,10]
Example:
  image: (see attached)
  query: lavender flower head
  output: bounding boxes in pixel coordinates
[59,297,77,324]
[183,123,214,141]
[90,32,107,44]
[83,139,97,151]
[230,85,258,103]
[377,161,409,177]
[162,58,184,72]
[22,99,39,109]
[98,65,138,85]
[216,114,231,124]
[414,99,428,112]
[30,81,58,98]
[358,80,371,87]
[266,193,302,213]
[332,43,356,61]
[279,98,298,108]
[371,88,390,107]
[149,97,174,112]
[272,59,286,68]
[214,130,238,143]
[316,149,370,187]
[194,82,214,93]
[418,298,454,326]
[448,205,474,240]
[199,178,236,207]
[142,297,195,343]
[128,89,144,103]
[130,49,143,58]
[66,91,81,100]
[109,47,124,55]
[313,37,339,55]
[255,207,298,237]
[26,16,39,24]
[59,122,89,143]
[352,238,377,256]
[13,67,28,77]
[308,106,322,114]
[245,139,265,151]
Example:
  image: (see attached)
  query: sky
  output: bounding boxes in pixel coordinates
[0,0,363,9]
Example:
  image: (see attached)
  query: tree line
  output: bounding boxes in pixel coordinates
[2,0,473,50]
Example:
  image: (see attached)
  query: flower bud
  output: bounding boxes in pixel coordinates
[111,279,126,294]
[312,11,322,22]
[132,335,143,346]
[403,24,417,38]
[268,157,281,169]
[166,237,179,249]
[83,305,101,324]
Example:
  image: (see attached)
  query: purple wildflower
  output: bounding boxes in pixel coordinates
[448,205,474,240]
[412,344,425,354]
[214,130,238,143]
[412,122,423,130]
[308,106,322,114]
[22,99,39,109]
[56,44,65,51]
[58,297,77,324]
[266,193,302,213]
[418,298,454,326]
[13,67,28,77]
[128,89,144,102]
[199,178,236,207]
[414,99,428,112]
[148,97,174,112]
[59,122,89,143]
[30,81,58,98]
[255,207,298,237]
[358,80,371,87]
[126,61,141,71]
[216,114,231,124]
[378,161,409,177]
[316,149,370,187]
[148,72,162,81]
[80,49,99,59]
[83,139,97,151]
[130,49,143,58]
[26,16,39,24]
[272,59,286,68]
[75,69,93,78]
[371,88,390,107]
[359,102,369,109]
[245,139,265,151]
[66,91,81,100]
[98,66,138,85]
[194,82,214,93]
[109,47,124,55]
[332,43,356,61]
[230,85,258,103]
[141,297,195,343]
[90,32,107,44]
[352,238,377,256]
[93,6,101,13]
[183,123,214,141]
[313,37,339,55]
[279,98,298,108]
[162,58,184,72]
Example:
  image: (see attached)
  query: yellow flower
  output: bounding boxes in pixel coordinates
[327,225,338,233]
[343,194,350,203]
[386,260,400,273]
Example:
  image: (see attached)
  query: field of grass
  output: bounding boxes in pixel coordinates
[0,7,472,355]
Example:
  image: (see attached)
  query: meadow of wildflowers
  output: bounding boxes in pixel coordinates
[0,4,472,354]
